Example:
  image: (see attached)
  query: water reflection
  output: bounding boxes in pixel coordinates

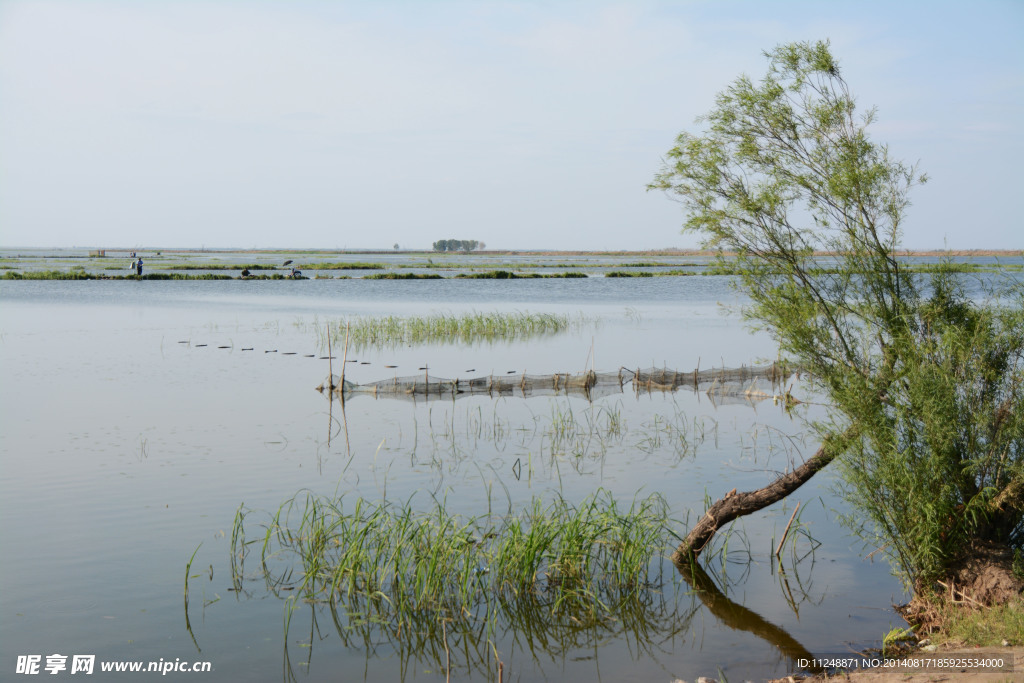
[260,567,703,682]
[676,560,824,675]
[220,479,831,681]
[1,275,923,682]
[215,539,831,681]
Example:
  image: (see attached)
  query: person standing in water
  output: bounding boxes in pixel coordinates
[136,257,143,276]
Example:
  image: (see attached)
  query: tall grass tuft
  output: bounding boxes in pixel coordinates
[364,272,443,280]
[453,270,587,279]
[2,269,93,280]
[321,311,593,349]
[231,489,672,633]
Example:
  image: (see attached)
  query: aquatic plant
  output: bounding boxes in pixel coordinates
[453,270,587,279]
[0,271,242,280]
[606,269,697,277]
[162,263,278,270]
[605,271,653,277]
[2,269,93,280]
[138,273,235,280]
[321,310,593,350]
[454,270,532,279]
[364,272,443,280]
[412,261,584,270]
[239,489,695,680]
[297,262,386,270]
[231,489,674,633]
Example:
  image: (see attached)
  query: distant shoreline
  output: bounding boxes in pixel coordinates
[3,248,1020,257]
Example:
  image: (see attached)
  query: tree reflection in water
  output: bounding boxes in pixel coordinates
[676,559,826,676]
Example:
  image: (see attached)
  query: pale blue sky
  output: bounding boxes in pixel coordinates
[0,0,1021,250]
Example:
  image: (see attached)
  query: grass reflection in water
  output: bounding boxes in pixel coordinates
[222,485,826,680]
[230,489,699,678]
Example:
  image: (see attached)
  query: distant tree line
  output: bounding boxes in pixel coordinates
[432,239,485,253]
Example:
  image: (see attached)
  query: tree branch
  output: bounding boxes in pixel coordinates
[672,439,840,565]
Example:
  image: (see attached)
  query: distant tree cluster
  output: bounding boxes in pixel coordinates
[432,239,485,253]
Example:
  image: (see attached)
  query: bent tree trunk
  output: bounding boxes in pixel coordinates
[671,442,838,565]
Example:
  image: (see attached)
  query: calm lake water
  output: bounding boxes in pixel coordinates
[3,253,1018,681]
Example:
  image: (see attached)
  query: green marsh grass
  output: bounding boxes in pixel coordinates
[162,263,278,270]
[2,269,94,280]
[230,484,702,679]
[364,272,443,280]
[412,261,585,270]
[453,270,587,279]
[210,390,814,677]
[307,551,696,681]
[297,262,386,270]
[1,271,242,280]
[319,311,593,350]
[140,273,236,280]
[409,400,636,480]
[605,269,696,277]
[231,489,674,633]
[184,544,203,651]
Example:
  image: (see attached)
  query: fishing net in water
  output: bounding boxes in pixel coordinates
[317,362,801,404]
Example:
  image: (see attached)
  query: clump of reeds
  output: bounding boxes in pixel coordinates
[143,273,235,280]
[1,271,245,280]
[232,489,671,631]
[418,261,585,270]
[299,262,386,270]
[2,269,94,280]
[163,263,278,270]
[605,271,654,278]
[322,310,591,349]
[606,269,697,277]
[454,270,532,279]
[454,270,587,279]
[364,272,444,280]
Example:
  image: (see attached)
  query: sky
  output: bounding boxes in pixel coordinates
[0,1,1021,251]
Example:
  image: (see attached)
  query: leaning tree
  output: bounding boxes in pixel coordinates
[651,40,1023,598]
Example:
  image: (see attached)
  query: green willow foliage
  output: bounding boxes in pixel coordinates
[651,40,1023,590]
[837,269,1024,585]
